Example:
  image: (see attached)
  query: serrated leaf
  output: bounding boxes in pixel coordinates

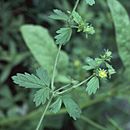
[49,9,69,21]
[12,73,44,88]
[20,25,69,75]
[33,87,50,107]
[85,0,95,6]
[50,97,62,113]
[62,95,81,120]
[55,27,72,45]
[84,57,98,70]
[36,67,50,87]
[72,11,83,24]
[86,76,99,95]
[12,68,50,88]
[108,0,130,75]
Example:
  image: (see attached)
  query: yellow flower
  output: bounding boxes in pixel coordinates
[98,69,107,78]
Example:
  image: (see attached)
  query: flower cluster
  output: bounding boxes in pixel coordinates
[83,50,115,79]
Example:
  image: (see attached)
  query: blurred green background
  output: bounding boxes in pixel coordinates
[0,0,130,130]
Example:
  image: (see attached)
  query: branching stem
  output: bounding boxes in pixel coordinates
[54,83,71,93]
[57,74,94,95]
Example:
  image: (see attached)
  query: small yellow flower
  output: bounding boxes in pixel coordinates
[98,69,107,78]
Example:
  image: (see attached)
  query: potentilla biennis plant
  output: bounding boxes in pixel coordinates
[12,0,115,130]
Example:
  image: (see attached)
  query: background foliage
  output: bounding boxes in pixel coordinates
[0,0,130,130]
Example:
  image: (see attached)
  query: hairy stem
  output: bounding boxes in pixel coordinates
[80,116,107,130]
[57,74,94,95]
[35,96,53,130]
[51,45,62,90]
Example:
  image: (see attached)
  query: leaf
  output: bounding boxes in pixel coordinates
[83,65,94,71]
[72,11,83,24]
[36,67,50,87]
[50,97,62,113]
[33,87,50,107]
[83,57,98,71]
[85,0,95,6]
[86,76,99,95]
[12,73,44,88]
[12,68,49,88]
[106,63,116,76]
[86,57,97,67]
[20,25,69,75]
[108,0,130,75]
[49,9,69,21]
[62,95,81,120]
[55,27,72,45]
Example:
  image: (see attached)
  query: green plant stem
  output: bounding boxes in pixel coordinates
[51,45,62,90]
[57,74,94,95]
[35,96,53,130]
[54,83,71,93]
[80,116,107,130]
[72,0,80,13]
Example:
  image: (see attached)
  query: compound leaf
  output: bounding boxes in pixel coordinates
[62,95,81,120]
[86,76,99,95]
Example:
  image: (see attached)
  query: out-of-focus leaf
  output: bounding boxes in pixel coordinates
[0,53,28,83]
[20,25,69,75]
[108,0,130,75]
[0,85,13,99]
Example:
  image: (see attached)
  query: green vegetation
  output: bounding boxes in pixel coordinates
[0,0,130,130]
